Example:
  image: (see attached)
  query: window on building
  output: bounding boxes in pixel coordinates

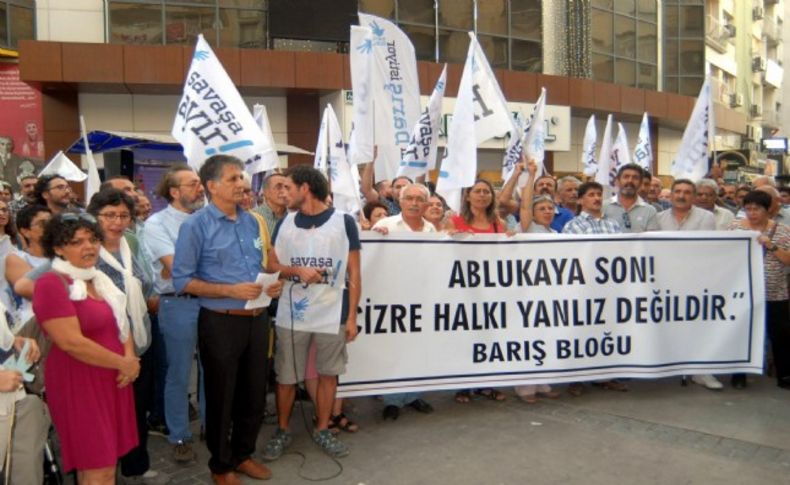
[591,0,657,89]
[0,0,35,49]
[662,0,704,95]
[108,0,267,49]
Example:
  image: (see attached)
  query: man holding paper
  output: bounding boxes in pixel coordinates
[173,155,282,484]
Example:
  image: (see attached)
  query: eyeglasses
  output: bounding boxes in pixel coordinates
[97,212,132,222]
[622,211,632,230]
[178,181,202,189]
[61,212,97,224]
[48,183,71,192]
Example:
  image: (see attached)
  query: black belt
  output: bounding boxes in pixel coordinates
[160,292,198,299]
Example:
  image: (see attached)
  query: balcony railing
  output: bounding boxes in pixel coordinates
[762,108,781,128]
[706,15,733,53]
[709,77,733,106]
[763,18,783,44]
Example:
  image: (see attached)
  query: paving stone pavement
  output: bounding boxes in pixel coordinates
[98,375,790,484]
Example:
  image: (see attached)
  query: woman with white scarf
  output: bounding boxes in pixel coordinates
[86,188,163,484]
[32,211,140,485]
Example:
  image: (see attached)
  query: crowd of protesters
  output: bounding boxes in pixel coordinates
[0,150,787,484]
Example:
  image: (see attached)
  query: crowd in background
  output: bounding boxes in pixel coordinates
[0,152,787,484]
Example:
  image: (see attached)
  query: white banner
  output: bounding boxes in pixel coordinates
[595,114,615,188]
[672,78,713,182]
[39,150,86,182]
[315,104,361,214]
[612,122,632,170]
[581,114,597,176]
[172,35,274,171]
[633,112,652,172]
[338,232,765,397]
[397,65,447,179]
[348,25,375,166]
[359,13,421,182]
[437,32,515,211]
[522,87,547,181]
[251,104,281,174]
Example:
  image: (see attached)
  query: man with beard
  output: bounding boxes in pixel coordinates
[9,173,37,216]
[33,174,72,216]
[263,165,360,461]
[143,165,207,464]
[603,164,658,233]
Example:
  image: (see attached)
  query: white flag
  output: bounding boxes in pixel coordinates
[595,114,615,188]
[79,116,102,203]
[250,104,281,174]
[348,25,375,166]
[39,151,86,182]
[172,35,273,171]
[315,104,361,213]
[672,79,713,181]
[633,112,652,171]
[522,87,547,182]
[501,112,525,183]
[359,13,421,182]
[611,122,632,171]
[397,65,447,179]
[437,33,515,212]
[581,115,598,176]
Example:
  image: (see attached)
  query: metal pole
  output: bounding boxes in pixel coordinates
[434,0,439,63]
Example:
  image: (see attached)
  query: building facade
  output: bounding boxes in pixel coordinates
[2,0,782,185]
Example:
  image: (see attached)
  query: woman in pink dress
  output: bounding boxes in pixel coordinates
[32,212,139,484]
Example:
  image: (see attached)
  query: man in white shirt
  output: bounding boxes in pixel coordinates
[372,184,436,234]
[695,178,734,230]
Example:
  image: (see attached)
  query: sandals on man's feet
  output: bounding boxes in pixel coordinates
[328,413,359,433]
[474,388,507,401]
[454,390,472,404]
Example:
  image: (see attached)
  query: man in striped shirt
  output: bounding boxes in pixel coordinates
[562,181,622,235]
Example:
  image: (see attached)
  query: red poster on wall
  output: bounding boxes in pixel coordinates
[0,62,45,191]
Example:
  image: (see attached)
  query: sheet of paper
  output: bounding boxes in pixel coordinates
[245,272,280,310]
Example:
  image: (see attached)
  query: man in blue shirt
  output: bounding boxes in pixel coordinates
[142,164,206,463]
[173,155,282,484]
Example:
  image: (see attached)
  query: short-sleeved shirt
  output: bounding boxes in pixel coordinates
[551,206,575,232]
[272,208,361,322]
[603,196,658,233]
[525,222,556,234]
[253,200,286,239]
[372,214,435,233]
[143,205,191,295]
[654,206,716,231]
[172,203,264,311]
[728,220,790,301]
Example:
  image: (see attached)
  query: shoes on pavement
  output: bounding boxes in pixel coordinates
[408,398,434,414]
[119,470,172,484]
[382,405,399,420]
[235,458,272,480]
[262,428,292,462]
[147,419,169,437]
[211,472,241,485]
[567,383,584,397]
[691,374,723,390]
[172,441,195,463]
[312,429,350,458]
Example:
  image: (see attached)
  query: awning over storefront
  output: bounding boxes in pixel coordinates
[67,130,313,156]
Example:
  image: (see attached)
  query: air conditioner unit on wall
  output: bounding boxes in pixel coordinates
[730,93,744,107]
[751,104,763,117]
[753,56,767,71]
[753,7,765,20]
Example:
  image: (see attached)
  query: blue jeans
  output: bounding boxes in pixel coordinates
[159,296,205,443]
[383,392,420,408]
